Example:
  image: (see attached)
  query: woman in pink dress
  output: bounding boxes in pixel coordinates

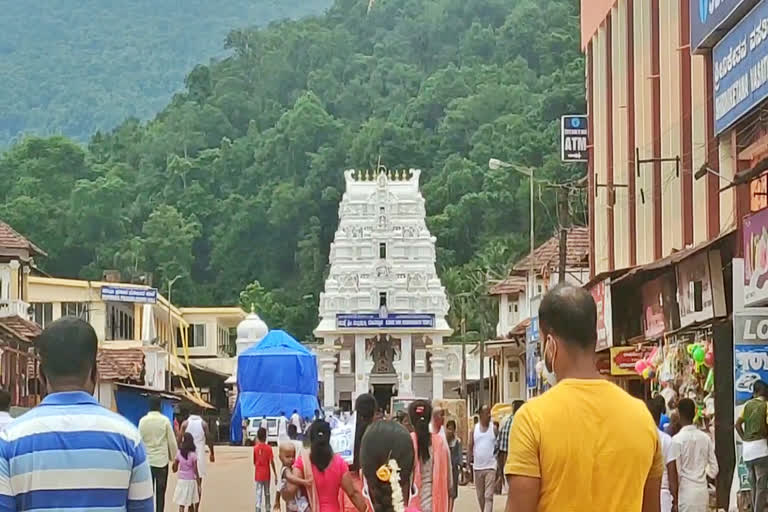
[360,420,419,512]
[407,401,451,512]
[342,394,378,512]
[286,421,368,512]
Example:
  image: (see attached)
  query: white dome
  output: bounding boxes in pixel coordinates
[236,312,268,341]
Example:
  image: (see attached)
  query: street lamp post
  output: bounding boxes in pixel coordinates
[489,158,534,267]
[489,158,535,405]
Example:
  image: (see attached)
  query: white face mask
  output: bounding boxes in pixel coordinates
[542,336,558,386]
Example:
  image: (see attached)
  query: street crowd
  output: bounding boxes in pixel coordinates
[0,284,742,512]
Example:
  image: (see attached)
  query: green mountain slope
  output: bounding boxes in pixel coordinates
[0,0,585,341]
[0,0,331,144]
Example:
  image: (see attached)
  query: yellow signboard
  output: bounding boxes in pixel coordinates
[609,346,652,376]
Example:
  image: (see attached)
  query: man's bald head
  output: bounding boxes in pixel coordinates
[539,284,597,351]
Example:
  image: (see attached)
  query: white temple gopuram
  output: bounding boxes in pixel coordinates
[314,168,452,410]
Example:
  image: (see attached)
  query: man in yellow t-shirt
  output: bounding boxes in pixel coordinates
[504,284,663,512]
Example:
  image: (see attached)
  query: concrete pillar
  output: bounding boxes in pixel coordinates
[8,261,19,301]
[399,334,413,397]
[21,265,30,302]
[354,334,367,399]
[431,335,444,400]
[320,352,337,409]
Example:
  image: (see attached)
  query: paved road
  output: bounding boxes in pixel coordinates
[163,445,506,511]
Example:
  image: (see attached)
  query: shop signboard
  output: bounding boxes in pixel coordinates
[336,313,435,329]
[744,207,768,306]
[676,250,727,327]
[692,0,756,51]
[733,309,768,489]
[560,115,588,162]
[712,0,768,134]
[525,326,538,389]
[590,278,614,352]
[101,286,157,304]
[734,312,768,404]
[609,346,654,376]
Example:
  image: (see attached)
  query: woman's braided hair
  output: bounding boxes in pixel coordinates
[361,421,414,512]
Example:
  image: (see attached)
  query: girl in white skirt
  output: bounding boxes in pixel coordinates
[173,433,200,512]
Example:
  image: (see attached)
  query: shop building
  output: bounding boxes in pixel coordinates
[582,0,742,274]
[582,1,768,505]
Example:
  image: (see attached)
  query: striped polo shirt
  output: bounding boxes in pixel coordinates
[0,391,154,511]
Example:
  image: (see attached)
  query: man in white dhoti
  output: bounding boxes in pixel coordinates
[181,410,216,506]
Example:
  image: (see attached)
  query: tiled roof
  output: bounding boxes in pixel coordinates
[489,276,527,296]
[513,226,589,272]
[0,221,46,256]
[0,316,41,343]
[493,318,531,342]
[97,348,145,382]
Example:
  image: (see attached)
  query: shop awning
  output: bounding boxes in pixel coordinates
[115,382,181,402]
[612,229,736,286]
[582,268,631,290]
[189,361,232,380]
[180,390,215,410]
[168,353,189,378]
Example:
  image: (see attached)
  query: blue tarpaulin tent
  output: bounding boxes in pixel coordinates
[230,330,319,443]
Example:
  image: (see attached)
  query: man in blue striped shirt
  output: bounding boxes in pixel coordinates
[0,317,154,511]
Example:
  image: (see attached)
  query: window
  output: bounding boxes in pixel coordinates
[508,303,518,314]
[538,284,543,293]
[32,303,52,328]
[62,302,89,321]
[691,280,704,312]
[379,242,387,259]
[217,325,233,356]
[508,360,520,385]
[188,324,206,348]
[106,303,134,340]
[379,292,387,307]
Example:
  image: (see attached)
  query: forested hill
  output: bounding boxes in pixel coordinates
[0,0,585,342]
[0,0,331,144]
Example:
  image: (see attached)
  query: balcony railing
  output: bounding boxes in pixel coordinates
[0,299,31,319]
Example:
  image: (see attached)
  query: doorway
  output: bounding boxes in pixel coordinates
[372,384,395,414]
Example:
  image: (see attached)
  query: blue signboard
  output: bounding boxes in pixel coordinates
[560,115,588,162]
[692,0,757,51]
[101,286,158,304]
[712,0,768,134]
[530,316,539,342]
[733,312,768,491]
[525,326,538,389]
[336,313,435,329]
[734,313,768,405]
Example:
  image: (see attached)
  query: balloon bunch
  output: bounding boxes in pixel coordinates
[687,342,715,392]
[687,343,714,373]
[634,346,662,380]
